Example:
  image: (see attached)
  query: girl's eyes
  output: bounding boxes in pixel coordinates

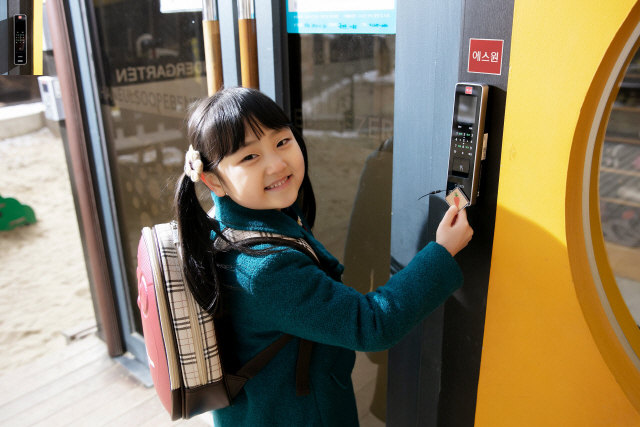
[240,139,290,162]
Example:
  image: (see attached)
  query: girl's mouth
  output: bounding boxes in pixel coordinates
[265,175,291,190]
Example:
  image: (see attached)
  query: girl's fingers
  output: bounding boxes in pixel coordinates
[455,207,468,226]
[443,205,458,226]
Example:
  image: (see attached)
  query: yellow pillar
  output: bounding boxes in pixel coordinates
[33,0,43,75]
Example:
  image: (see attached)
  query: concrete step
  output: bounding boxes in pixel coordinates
[0,102,45,139]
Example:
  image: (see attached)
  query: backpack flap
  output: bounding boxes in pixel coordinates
[137,226,182,418]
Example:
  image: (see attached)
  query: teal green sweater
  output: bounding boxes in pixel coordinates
[210,193,463,426]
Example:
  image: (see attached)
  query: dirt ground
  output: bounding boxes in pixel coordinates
[0,127,95,376]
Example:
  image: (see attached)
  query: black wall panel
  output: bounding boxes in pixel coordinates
[436,2,514,426]
[388,0,514,426]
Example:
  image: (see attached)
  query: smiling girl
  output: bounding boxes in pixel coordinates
[175,87,473,426]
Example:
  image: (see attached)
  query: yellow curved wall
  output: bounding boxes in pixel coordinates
[474,1,640,425]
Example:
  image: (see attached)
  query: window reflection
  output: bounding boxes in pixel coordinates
[92,0,208,334]
[600,47,640,327]
[289,33,394,425]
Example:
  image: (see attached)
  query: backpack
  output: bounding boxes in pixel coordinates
[136,221,319,420]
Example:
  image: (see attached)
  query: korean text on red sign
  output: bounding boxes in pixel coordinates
[468,38,503,75]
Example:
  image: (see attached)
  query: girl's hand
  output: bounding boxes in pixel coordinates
[436,205,474,256]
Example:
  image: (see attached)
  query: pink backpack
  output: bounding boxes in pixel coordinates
[136,221,317,420]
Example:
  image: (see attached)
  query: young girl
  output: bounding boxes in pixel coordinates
[176,87,473,427]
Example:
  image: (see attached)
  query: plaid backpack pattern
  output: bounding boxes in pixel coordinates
[155,223,221,388]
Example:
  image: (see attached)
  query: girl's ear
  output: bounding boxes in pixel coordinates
[200,172,226,197]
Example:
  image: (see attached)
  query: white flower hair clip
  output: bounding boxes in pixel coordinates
[184,145,204,182]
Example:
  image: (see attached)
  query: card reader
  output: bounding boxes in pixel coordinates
[14,14,27,66]
[446,83,488,206]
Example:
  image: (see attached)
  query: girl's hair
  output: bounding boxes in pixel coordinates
[174,87,316,316]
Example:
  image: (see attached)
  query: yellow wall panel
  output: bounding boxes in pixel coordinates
[475,0,640,425]
[33,0,43,75]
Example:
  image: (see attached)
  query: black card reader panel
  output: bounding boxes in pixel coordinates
[14,14,27,66]
[446,83,488,206]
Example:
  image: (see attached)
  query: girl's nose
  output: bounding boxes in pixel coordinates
[265,153,287,175]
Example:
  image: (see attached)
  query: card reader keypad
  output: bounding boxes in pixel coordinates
[452,126,474,157]
[454,131,473,143]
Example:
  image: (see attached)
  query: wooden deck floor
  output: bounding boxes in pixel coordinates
[0,334,387,427]
[0,335,212,427]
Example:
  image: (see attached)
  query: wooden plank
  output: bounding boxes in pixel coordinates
[612,104,640,113]
[360,412,386,427]
[138,411,184,427]
[0,336,107,404]
[74,385,156,426]
[0,335,103,391]
[0,355,114,425]
[0,333,216,427]
[601,167,640,178]
[188,413,215,426]
[137,410,213,427]
[605,135,640,146]
[29,364,149,427]
[102,389,170,427]
[32,370,154,427]
[105,393,211,427]
[1,363,121,425]
[601,197,640,209]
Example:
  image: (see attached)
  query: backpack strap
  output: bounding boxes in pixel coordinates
[295,338,313,396]
[225,334,294,400]
[213,227,319,398]
[214,228,320,267]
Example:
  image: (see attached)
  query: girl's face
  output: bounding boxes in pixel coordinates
[202,125,305,211]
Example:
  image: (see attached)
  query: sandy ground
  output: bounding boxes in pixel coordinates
[0,127,95,376]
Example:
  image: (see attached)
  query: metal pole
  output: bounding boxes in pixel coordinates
[202,0,223,95]
[237,0,258,88]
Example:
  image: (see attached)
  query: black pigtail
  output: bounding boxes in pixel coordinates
[175,173,225,316]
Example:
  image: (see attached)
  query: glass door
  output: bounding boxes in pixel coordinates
[287,4,396,423]
[84,0,209,360]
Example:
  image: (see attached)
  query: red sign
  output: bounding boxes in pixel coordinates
[465,86,473,94]
[468,38,503,75]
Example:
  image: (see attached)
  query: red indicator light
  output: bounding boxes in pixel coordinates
[17,16,22,19]
[465,86,473,94]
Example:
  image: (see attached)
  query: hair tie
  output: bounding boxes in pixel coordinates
[184,145,203,182]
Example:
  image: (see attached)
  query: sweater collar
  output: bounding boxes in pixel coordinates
[211,192,306,239]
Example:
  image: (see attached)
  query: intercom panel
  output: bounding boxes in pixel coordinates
[14,14,27,66]
[446,83,488,206]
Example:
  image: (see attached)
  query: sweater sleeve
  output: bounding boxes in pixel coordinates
[243,241,463,352]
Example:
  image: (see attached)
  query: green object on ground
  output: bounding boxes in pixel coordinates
[0,195,37,230]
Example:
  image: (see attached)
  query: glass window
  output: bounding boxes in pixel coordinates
[91,0,208,336]
[289,32,395,426]
[599,47,640,339]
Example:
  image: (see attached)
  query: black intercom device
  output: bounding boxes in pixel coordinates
[446,83,488,206]
[14,14,27,66]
